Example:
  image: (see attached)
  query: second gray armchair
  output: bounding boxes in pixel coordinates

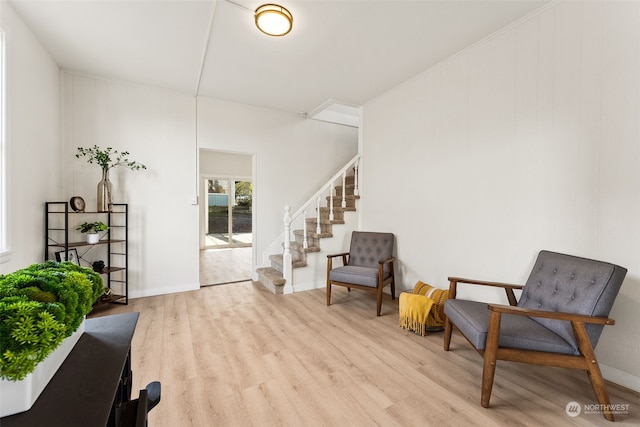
[326,231,396,316]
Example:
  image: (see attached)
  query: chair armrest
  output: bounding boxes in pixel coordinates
[327,252,349,270]
[377,256,395,278]
[487,304,615,326]
[327,252,350,259]
[378,256,395,265]
[448,277,523,305]
[448,277,523,290]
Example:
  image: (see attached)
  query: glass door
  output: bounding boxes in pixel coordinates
[205,178,252,248]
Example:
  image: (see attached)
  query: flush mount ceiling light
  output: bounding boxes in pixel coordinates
[255,4,293,36]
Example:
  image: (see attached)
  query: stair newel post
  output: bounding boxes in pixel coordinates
[302,207,308,249]
[316,197,322,235]
[283,205,293,285]
[329,182,335,221]
[341,171,347,208]
[354,159,360,197]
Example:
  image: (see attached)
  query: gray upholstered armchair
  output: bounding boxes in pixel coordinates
[326,231,396,316]
[443,250,627,421]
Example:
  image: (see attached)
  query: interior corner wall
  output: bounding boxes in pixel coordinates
[0,0,61,274]
[361,0,640,391]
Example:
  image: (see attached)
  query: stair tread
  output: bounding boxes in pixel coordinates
[270,254,307,268]
[312,232,333,238]
[290,242,321,253]
[318,206,351,212]
[326,195,360,200]
[256,267,286,286]
[306,218,339,225]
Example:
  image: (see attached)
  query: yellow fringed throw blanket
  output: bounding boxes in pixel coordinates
[398,281,449,336]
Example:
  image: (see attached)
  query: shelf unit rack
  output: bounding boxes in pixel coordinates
[45,202,129,305]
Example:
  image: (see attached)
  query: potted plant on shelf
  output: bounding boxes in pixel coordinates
[0,261,104,416]
[76,221,108,244]
[75,145,146,212]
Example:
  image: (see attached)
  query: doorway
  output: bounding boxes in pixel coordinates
[199,150,254,286]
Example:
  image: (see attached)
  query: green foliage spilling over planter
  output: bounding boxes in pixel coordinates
[0,261,104,381]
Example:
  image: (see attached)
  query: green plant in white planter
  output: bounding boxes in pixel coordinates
[76,221,108,244]
[0,262,104,416]
[0,261,104,381]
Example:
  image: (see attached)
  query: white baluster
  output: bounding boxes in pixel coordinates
[329,182,335,221]
[341,171,347,208]
[283,205,292,285]
[283,205,291,257]
[316,196,322,235]
[302,207,308,249]
[354,159,360,196]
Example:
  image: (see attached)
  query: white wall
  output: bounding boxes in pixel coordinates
[363,0,640,391]
[0,0,61,274]
[61,76,358,296]
[199,149,252,177]
[62,73,199,297]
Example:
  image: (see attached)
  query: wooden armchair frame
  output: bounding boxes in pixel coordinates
[444,277,618,422]
[326,251,396,316]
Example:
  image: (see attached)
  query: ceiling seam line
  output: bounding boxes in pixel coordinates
[224,0,253,13]
[194,0,218,97]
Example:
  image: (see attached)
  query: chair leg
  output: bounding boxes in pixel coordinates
[585,366,614,422]
[376,286,383,316]
[443,317,453,351]
[326,257,334,307]
[145,381,161,411]
[481,310,501,408]
[572,322,615,421]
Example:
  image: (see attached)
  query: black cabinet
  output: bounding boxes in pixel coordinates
[45,202,129,305]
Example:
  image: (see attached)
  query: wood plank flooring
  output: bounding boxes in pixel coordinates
[199,248,252,286]
[90,283,640,426]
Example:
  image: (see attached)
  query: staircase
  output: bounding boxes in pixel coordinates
[256,156,360,294]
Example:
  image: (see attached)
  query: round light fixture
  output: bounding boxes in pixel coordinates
[255,4,293,36]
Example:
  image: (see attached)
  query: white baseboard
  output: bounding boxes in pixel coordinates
[129,282,200,299]
[601,364,640,393]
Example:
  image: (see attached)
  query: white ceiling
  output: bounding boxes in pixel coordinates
[8,0,549,116]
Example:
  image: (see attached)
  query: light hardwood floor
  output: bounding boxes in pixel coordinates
[199,247,252,286]
[90,283,640,426]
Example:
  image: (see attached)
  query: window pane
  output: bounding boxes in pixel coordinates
[232,180,252,244]
[207,179,230,244]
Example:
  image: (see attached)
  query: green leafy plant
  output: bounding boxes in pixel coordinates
[75,145,146,172]
[76,221,108,234]
[0,261,104,381]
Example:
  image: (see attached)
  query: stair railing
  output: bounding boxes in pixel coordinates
[281,153,360,286]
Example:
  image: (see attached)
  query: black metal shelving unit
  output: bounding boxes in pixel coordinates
[45,202,129,305]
